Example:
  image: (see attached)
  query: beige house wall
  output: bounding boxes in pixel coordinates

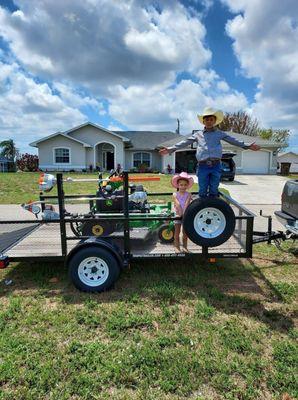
[124,150,162,171]
[68,126,124,168]
[38,135,86,170]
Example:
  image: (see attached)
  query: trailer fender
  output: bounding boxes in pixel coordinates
[66,237,124,270]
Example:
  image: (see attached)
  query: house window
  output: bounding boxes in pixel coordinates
[133,152,151,168]
[55,148,70,163]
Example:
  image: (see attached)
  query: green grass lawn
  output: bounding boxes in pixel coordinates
[0,172,296,399]
[0,242,297,399]
[0,171,230,204]
[287,174,298,179]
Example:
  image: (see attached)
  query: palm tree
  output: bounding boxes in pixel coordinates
[0,139,18,161]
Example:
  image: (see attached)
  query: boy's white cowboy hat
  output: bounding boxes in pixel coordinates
[197,107,224,125]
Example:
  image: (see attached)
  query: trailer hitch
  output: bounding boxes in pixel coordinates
[253,210,296,246]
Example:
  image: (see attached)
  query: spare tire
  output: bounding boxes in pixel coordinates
[183,197,236,247]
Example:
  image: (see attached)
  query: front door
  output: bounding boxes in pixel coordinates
[103,151,114,170]
[106,151,114,170]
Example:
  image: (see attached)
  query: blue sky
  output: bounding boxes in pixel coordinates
[0,0,297,154]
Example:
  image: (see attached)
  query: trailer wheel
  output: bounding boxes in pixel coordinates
[183,198,235,247]
[69,247,120,292]
[158,224,175,243]
[81,220,115,237]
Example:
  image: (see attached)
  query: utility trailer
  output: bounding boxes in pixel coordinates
[0,172,293,292]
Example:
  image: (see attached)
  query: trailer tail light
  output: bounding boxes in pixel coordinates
[0,255,9,269]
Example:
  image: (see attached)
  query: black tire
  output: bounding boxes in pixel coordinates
[158,224,175,243]
[228,177,234,182]
[68,246,120,292]
[81,220,116,237]
[70,221,81,237]
[183,198,236,247]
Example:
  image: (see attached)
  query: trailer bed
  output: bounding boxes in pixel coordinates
[3,220,247,260]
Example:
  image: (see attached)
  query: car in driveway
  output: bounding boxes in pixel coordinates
[274,179,298,235]
[221,152,236,182]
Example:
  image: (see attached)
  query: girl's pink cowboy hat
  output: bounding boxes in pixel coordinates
[171,172,194,189]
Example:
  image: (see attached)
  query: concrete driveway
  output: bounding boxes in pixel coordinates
[219,175,288,205]
[220,175,288,231]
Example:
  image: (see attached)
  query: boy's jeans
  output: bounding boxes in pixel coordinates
[196,162,222,198]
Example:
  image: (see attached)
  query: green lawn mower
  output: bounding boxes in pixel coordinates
[76,171,175,243]
[38,170,175,243]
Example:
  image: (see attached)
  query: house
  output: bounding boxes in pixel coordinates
[30,122,283,174]
[0,157,15,172]
[277,151,298,173]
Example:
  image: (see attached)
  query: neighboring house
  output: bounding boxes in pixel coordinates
[0,157,14,172]
[30,122,283,174]
[277,151,298,173]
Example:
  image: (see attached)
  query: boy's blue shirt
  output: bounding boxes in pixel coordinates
[167,128,250,161]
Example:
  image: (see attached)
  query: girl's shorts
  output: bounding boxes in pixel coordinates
[174,219,182,225]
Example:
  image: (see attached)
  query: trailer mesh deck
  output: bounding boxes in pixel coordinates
[1,222,77,259]
[1,214,249,260]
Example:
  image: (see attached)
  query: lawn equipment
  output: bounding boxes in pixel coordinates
[34,170,176,243]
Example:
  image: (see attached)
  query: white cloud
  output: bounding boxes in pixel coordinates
[217,80,229,92]
[0,0,255,153]
[53,82,100,109]
[222,0,298,135]
[0,1,211,90]
[108,76,248,133]
[0,62,87,153]
[107,124,124,132]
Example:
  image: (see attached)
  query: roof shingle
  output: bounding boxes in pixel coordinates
[112,131,182,150]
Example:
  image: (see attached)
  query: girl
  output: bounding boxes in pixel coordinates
[171,172,194,253]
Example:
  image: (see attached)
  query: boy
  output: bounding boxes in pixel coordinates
[159,107,261,198]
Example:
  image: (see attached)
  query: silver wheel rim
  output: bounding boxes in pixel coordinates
[78,257,109,287]
[194,207,226,239]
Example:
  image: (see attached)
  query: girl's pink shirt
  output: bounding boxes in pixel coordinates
[173,191,191,214]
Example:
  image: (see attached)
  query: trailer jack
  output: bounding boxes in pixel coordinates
[253,210,297,245]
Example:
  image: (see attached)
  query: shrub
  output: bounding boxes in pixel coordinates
[138,163,149,173]
[16,153,39,171]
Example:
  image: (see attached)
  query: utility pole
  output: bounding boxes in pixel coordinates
[176,118,180,135]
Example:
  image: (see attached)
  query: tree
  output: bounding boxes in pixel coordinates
[0,139,19,161]
[16,153,39,172]
[218,111,260,136]
[259,128,290,150]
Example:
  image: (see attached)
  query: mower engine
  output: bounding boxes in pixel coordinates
[95,183,149,213]
[128,185,149,213]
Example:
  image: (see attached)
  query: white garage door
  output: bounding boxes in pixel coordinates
[242,151,270,173]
